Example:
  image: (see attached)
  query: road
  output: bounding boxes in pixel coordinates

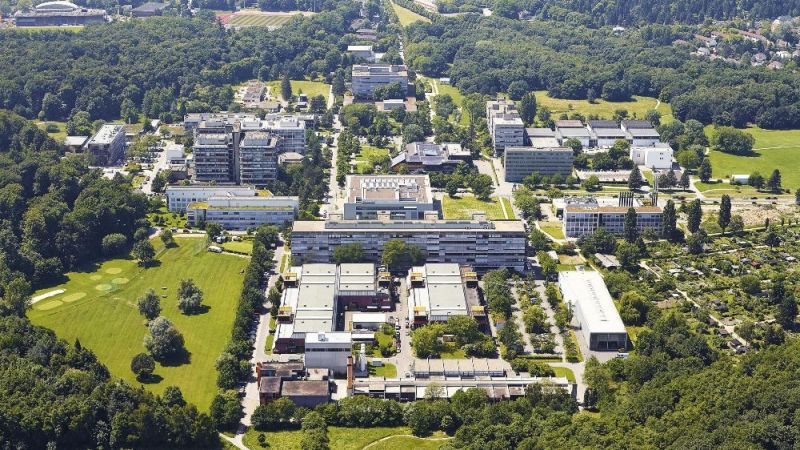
[139,142,170,195]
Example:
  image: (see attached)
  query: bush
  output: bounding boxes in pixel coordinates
[101,233,128,256]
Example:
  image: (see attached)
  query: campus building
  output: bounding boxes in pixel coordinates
[586,120,628,148]
[351,64,409,98]
[165,185,259,213]
[559,196,663,238]
[344,174,436,220]
[621,120,661,147]
[554,120,591,148]
[503,147,574,182]
[486,100,525,155]
[261,114,307,154]
[558,270,628,351]
[304,332,352,376]
[391,142,471,173]
[14,1,105,26]
[347,45,376,61]
[238,131,279,185]
[291,216,527,272]
[86,124,125,166]
[406,263,482,326]
[185,194,298,230]
[629,143,673,170]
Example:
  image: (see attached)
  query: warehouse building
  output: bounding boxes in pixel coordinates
[407,263,481,326]
[503,147,574,182]
[291,216,526,273]
[558,270,628,351]
[344,174,436,220]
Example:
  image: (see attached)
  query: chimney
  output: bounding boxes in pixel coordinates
[346,356,354,391]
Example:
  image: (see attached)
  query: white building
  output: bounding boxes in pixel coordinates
[486,100,525,155]
[261,114,306,154]
[555,120,591,148]
[559,196,662,238]
[558,270,628,351]
[165,185,260,212]
[351,312,387,331]
[347,45,375,62]
[630,143,673,170]
[351,64,408,99]
[164,143,186,164]
[407,263,479,325]
[186,194,298,230]
[621,120,661,147]
[304,332,352,376]
[86,124,126,166]
[344,175,436,220]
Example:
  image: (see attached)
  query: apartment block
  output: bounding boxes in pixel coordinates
[344,174,436,220]
[86,124,125,166]
[351,64,408,99]
[486,100,525,155]
[238,131,279,185]
[291,216,526,273]
[503,147,574,182]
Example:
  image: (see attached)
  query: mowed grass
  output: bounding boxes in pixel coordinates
[354,145,390,173]
[228,13,297,28]
[242,426,443,450]
[539,222,565,240]
[442,195,511,220]
[706,125,800,189]
[28,237,249,411]
[549,366,576,383]
[534,91,673,122]
[267,80,331,103]
[368,435,449,450]
[221,240,254,255]
[390,0,430,26]
[36,121,68,143]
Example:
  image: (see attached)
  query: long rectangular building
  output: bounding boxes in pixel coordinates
[186,195,298,230]
[291,217,526,272]
[561,196,662,238]
[558,270,627,351]
[351,64,408,99]
[344,174,435,220]
[503,147,573,182]
[407,263,481,325]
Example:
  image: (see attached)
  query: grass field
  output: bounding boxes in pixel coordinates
[242,426,447,450]
[147,206,188,229]
[549,366,576,383]
[221,240,254,255]
[36,121,68,143]
[354,145,391,173]
[390,0,430,26]
[442,195,512,220]
[28,237,248,411]
[539,222,565,240]
[706,125,800,189]
[227,12,299,28]
[534,91,673,122]
[368,435,449,449]
[267,79,330,103]
[429,78,468,126]
[369,362,398,378]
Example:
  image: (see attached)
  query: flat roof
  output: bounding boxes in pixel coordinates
[557,127,591,137]
[305,331,352,344]
[565,205,662,214]
[558,271,626,335]
[409,263,469,319]
[352,312,387,323]
[292,219,525,233]
[554,120,584,128]
[505,146,572,154]
[87,125,123,145]
[627,128,660,137]
[346,175,432,204]
[282,380,330,396]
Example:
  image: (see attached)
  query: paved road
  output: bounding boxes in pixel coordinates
[139,142,171,195]
[386,278,414,377]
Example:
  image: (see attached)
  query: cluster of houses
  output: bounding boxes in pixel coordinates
[688,18,800,69]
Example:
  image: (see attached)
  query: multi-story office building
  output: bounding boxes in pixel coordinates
[291,216,526,272]
[561,196,662,238]
[503,147,574,182]
[238,131,279,185]
[86,124,125,166]
[193,129,232,183]
[344,174,436,220]
[185,194,298,230]
[166,185,270,212]
[351,64,409,99]
[486,100,525,155]
[261,115,306,154]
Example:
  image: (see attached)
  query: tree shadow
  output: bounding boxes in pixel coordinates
[184,304,211,315]
[158,348,192,367]
[140,260,163,268]
[137,373,164,384]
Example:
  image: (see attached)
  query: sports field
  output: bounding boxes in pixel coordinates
[390,0,430,26]
[534,91,673,123]
[28,237,248,411]
[706,125,800,189]
[223,10,310,28]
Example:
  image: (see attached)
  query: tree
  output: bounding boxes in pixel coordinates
[177,279,204,314]
[564,137,583,155]
[300,411,328,450]
[687,199,702,234]
[628,166,643,190]
[332,243,363,263]
[1,277,31,317]
[137,289,161,320]
[101,233,128,256]
[776,295,797,330]
[144,316,185,360]
[132,240,155,266]
[679,170,690,189]
[160,228,175,247]
[699,159,712,183]
[619,291,649,325]
[518,92,537,125]
[411,324,443,358]
[469,174,494,200]
[281,74,292,101]
[645,109,661,127]
[615,241,641,271]
[216,352,241,389]
[582,175,601,191]
[210,391,243,431]
[205,222,223,240]
[767,169,782,192]
[661,200,677,240]
[687,230,707,254]
[796,188,800,205]
[730,215,745,235]
[382,239,414,273]
[711,127,755,155]
[718,194,731,234]
[623,207,638,243]
[332,71,345,96]
[403,123,425,144]
[162,386,186,407]
[130,353,155,380]
[507,80,529,100]
[749,171,765,190]
[252,398,296,431]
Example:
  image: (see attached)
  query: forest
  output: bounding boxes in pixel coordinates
[0,1,359,123]
[403,15,800,129]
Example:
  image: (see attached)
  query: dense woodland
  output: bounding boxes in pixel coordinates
[404,16,800,129]
[0,2,360,123]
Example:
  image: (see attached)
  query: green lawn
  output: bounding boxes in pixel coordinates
[28,237,249,411]
[706,126,800,189]
[439,347,466,359]
[534,91,672,122]
[549,366,576,383]
[539,222,565,240]
[267,80,330,103]
[369,435,449,450]
[265,334,274,355]
[148,206,188,229]
[428,78,468,126]
[36,121,68,143]
[369,362,398,378]
[693,180,784,198]
[442,195,511,220]
[390,0,430,26]
[242,426,436,450]
[221,240,254,255]
[354,145,391,173]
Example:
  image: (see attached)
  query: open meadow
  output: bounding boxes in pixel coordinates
[28,237,249,410]
[534,91,673,122]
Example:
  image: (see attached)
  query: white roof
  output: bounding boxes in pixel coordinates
[408,263,468,320]
[347,45,373,52]
[558,271,626,335]
[351,312,387,323]
[305,331,352,344]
